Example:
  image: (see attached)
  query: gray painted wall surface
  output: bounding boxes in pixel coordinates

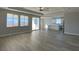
[64,12,79,35]
[0,8,39,36]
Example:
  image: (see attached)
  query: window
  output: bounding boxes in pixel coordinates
[20,15,28,26]
[7,13,18,27]
[56,18,61,24]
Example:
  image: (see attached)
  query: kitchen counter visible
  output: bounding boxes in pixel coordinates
[48,24,60,30]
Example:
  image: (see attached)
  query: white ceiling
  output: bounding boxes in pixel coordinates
[24,7,64,17]
[25,7,79,12]
[24,7,64,14]
[24,7,79,17]
[2,7,79,17]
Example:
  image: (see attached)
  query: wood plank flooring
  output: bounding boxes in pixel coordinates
[0,30,79,51]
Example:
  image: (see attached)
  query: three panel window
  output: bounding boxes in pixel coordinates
[7,13,18,27]
[7,13,29,27]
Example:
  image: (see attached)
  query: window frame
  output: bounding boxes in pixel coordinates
[6,13,19,28]
[56,17,62,24]
[20,15,29,27]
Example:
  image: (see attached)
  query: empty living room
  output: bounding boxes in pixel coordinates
[0,7,79,51]
[0,0,79,59]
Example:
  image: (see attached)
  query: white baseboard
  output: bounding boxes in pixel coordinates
[0,33,18,37]
[0,31,32,37]
[64,32,79,36]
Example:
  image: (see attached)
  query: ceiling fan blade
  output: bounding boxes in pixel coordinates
[39,7,49,11]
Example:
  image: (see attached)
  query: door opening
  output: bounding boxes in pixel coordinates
[32,17,39,30]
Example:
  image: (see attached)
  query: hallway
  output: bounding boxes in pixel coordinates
[0,30,79,51]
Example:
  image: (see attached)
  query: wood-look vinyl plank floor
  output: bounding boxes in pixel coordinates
[0,30,79,51]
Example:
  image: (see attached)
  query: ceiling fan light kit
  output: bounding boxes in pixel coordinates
[40,7,44,11]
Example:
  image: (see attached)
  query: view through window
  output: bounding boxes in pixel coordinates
[20,15,28,26]
[7,13,18,27]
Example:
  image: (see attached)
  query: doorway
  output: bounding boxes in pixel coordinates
[32,17,39,30]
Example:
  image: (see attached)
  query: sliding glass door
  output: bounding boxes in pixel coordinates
[32,17,39,30]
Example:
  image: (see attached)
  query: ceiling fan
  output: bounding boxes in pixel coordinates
[39,7,49,11]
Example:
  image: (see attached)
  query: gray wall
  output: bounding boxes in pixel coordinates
[0,8,39,36]
[64,12,79,35]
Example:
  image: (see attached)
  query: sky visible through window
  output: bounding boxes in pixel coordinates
[7,14,18,27]
[56,17,61,24]
[7,13,28,27]
[20,15,28,26]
